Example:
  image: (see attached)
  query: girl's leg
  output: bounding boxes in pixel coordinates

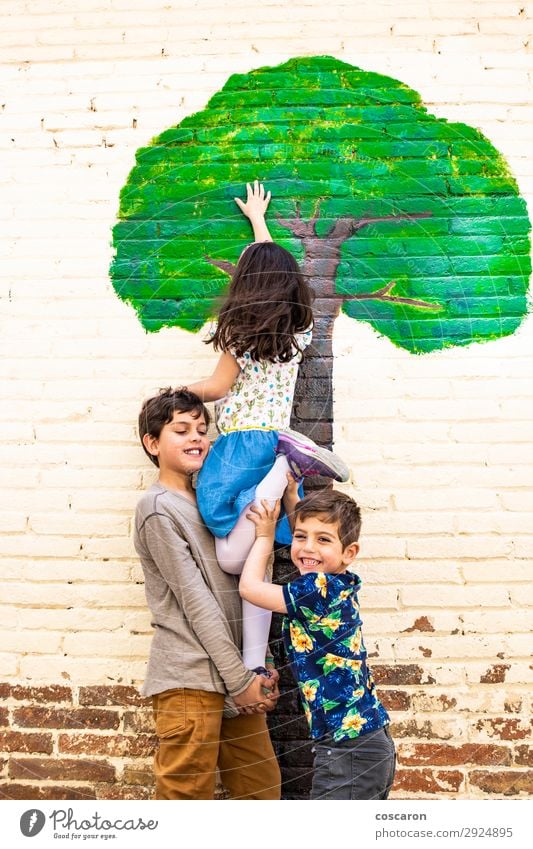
[215,532,274,670]
[254,453,291,503]
[215,527,273,669]
[242,591,272,671]
[214,508,257,576]
[215,454,291,672]
[215,454,291,575]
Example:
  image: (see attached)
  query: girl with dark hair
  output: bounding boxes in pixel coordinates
[186,181,349,676]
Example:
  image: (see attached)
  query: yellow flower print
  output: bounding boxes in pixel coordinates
[300,680,319,702]
[345,659,363,673]
[290,622,314,653]
[348,629,362,653]
[319,616,342,632]
[303,703,312,725]
[341,713,367,734]
[324,653,345,668]
[306,612,321,627]
[315,573,328,598]
[339,589,352,601]
[352,687,365,701]
[318,653,351,675]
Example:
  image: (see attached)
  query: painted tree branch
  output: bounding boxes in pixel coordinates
[342,280,444,311]
[276,207,438,305]
[205,256,237,276]
[326,212,433,242]
[276,202,322,239]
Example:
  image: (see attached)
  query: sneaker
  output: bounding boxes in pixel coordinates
[276,429,350,483]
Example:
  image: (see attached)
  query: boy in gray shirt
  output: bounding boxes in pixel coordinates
[134,387,281,799]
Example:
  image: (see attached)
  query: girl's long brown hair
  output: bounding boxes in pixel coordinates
[209,242,314,363]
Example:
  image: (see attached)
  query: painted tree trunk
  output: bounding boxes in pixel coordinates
[291,248,345,450]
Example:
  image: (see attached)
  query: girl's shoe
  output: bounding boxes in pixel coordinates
[276,429,350,483]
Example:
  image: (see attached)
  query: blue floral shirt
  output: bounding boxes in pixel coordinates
[282,571,390,742]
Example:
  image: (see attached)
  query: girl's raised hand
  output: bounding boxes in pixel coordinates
[234,180,271,221]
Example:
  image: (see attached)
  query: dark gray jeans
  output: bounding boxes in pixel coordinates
[310,725,396,800]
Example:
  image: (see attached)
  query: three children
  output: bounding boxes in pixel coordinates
[134,182,395,800]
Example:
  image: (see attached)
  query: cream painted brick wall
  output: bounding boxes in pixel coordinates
[1,0,532,799]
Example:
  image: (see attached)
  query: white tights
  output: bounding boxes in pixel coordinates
[215,454,290,669]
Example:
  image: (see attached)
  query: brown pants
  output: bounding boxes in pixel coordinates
[152,688,281,800]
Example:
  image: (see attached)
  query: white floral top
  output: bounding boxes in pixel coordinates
[214,328,312,433]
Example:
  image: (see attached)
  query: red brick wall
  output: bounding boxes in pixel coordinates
[0,685,154,800]
[2,675,531,800]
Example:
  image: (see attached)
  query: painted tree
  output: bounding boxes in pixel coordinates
[111,55,531,441]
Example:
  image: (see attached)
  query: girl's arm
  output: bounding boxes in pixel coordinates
[187,351,240,402]
[234,180,273,242]
[239,501,288,614]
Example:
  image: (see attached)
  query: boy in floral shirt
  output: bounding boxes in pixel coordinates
[240,489,396,800]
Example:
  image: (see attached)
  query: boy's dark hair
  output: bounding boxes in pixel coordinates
[293,489,362,548]
[138,387,210,468]
[208,241,314,363]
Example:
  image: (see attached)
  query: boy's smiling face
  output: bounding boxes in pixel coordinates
[291,514,359,576]
[143,410,209,478]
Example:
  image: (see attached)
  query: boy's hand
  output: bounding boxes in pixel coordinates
[234,674,277,714]
[246,499,280,540]
[263,665,280,713]
[282,471,300,532]
[234,180,271,221]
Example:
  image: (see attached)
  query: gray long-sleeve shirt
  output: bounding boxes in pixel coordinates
[134,483,255,699]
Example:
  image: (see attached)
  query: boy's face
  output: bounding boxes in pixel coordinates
[291,514,359,576]
[143,410,209,477]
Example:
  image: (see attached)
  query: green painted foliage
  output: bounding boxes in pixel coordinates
[110,55,531,352]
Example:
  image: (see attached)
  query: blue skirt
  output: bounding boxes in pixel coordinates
[196,429,301,545]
